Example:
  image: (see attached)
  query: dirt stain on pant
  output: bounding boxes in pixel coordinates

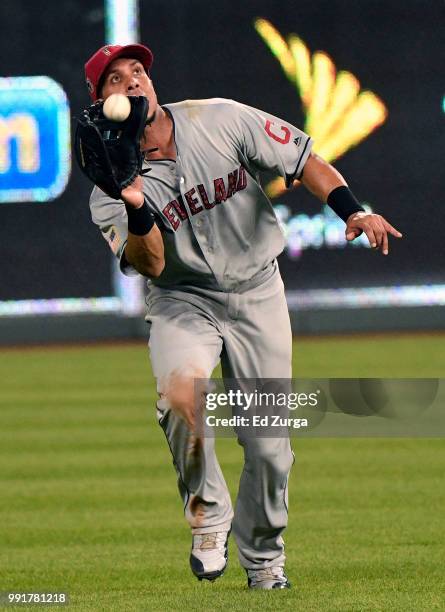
[189,494,206,528]
[161,367,207,434]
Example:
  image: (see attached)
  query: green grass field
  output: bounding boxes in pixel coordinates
[1,336,444,611]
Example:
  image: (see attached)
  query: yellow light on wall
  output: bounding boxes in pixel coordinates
[255,18,295,81]
[254,19,388,199]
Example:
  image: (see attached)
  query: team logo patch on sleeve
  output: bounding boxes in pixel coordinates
[265,120,291,144]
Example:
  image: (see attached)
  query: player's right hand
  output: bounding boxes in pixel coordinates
[346,211,403,255]
[121,175,144,208]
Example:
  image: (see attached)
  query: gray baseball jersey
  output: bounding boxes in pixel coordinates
[90,98,312,289]
[88,98,312,570]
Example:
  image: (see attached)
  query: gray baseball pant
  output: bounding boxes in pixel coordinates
[146,263,294,569]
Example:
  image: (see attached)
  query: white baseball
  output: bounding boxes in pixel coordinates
[103,93,131,121]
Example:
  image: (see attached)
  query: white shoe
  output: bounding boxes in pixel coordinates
[247,566,291,589]
[190,530,230,581]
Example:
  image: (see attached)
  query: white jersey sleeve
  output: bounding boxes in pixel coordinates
[89,186,138,276]
[235,102,312,186]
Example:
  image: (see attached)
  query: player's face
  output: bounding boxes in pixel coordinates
[101,57,158,119]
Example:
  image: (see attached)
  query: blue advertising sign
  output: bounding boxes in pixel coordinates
[0,76,70,202]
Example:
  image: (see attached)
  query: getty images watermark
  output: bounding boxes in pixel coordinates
[193,378,445,438]
[205,388,320,429]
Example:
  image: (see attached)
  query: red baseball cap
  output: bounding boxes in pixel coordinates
[84,43,154,100]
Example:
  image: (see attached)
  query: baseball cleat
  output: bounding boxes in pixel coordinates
[246,566,291,590]
[190,530,230,581]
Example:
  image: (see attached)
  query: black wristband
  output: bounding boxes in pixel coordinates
[125,201,155,236]
[326,186,365,223]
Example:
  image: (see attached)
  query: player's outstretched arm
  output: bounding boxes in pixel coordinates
[300,153,402,255]
[121,176,165,278]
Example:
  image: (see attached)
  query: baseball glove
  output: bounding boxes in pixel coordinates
[74,96,149,200]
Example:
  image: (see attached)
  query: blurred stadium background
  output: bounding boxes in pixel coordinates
[1,1,444,610]
[0,0,444,344]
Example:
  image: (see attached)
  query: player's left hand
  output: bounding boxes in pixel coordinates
[74,96,148,200]
[345,212,403,255]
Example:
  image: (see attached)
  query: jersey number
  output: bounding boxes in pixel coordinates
[265,120,291,144]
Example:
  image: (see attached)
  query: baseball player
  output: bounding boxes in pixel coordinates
[82,43,402,590]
